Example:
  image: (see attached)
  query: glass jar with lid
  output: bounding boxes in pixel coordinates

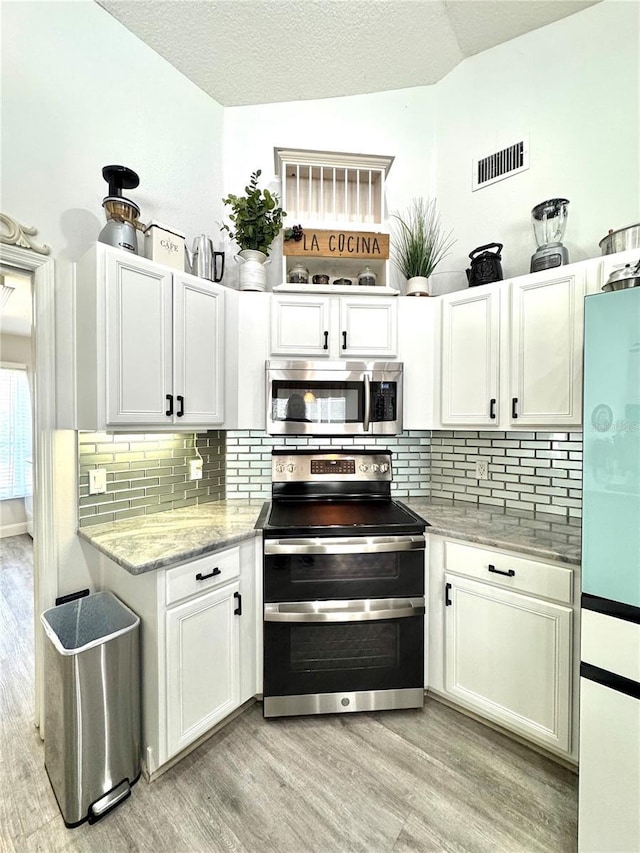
[357,266,377,287]
[288,263,309,284]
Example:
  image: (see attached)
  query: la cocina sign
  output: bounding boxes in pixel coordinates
[283,228,390,260]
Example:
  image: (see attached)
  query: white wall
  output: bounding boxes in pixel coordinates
[435,0,639,280]
[1,1,225,593]
[223,0,638,290]
[223,87,438,292]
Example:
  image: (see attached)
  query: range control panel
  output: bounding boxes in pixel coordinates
[272,451,392,483]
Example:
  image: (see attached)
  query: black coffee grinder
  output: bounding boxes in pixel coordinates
[466,243,504,287]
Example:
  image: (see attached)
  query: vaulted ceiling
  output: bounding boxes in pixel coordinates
[97,0,600,106]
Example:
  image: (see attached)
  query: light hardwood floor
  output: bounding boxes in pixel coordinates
[1,534,577,852]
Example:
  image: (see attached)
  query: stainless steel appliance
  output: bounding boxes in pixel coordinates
[530,197,570,272]
[599,223,640,255]
[261,449,426,718]
[98,165,142,255]
[266,360,403,436]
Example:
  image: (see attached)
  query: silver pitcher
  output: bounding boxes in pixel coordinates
[185,234,225,282]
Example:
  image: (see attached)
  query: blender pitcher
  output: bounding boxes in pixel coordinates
[530,198,570,272]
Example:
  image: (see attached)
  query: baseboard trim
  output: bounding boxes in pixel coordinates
[1,521,28,539]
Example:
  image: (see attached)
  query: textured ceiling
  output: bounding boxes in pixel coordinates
[97,0,600,106]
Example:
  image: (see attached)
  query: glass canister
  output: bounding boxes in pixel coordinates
[288,263,309,284]
[357,266,377,287]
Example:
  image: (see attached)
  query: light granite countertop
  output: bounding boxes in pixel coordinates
[403,499,581,566]
[79,497,582,574]
[78,501,265,574]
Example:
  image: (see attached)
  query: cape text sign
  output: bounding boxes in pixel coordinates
[283,229,390,260]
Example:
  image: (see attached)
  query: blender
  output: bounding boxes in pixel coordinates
[98,165,142,254]
[530,198,570,273]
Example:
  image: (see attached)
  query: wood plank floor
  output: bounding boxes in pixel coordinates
[1,534,578,852]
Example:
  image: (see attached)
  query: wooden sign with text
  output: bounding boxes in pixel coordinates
[283,229,390,260]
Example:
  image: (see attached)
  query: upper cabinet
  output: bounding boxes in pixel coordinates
[438,264,587,429]
[270,293,397,359]
[275,148,394,289]
[440,287,500,426]
[509,268,585,426]
[75,244,226,430]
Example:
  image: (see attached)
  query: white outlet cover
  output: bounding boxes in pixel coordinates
[475,460,488,480]
[189,459,203,480]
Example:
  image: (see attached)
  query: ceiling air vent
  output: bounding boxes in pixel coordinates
[472,140,529,191]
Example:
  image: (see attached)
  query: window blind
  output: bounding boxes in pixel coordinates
[0,365,32,500]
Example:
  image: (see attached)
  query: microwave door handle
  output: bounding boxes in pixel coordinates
[363,372,371,432]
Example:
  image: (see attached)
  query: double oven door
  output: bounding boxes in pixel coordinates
[263,534,425,717]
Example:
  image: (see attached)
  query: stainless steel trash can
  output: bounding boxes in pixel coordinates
[41,591,141,827]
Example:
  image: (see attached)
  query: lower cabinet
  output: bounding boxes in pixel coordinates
[444,574,572,752]
[166,581,241,758]
[428,536,579,760]
[95,536,259,776]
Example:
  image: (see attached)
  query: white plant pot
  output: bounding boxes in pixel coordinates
[406,275,431,296]
[235,249,270,291]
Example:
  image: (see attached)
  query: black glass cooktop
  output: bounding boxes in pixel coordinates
[263,498,426,537]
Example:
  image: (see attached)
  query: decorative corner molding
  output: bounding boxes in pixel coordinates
[0,212,51,255]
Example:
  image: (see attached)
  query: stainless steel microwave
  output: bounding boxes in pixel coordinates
[266,360,403,436]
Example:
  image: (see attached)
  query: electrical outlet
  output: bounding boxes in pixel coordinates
[88,468,107,495]
[189,459,203,481]
[475,460,488,480]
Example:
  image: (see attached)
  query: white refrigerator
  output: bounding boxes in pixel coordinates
[579,286,640,852]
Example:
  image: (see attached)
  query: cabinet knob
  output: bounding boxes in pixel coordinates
[488,564,515,577]
[489,398,497,419]
[195,567,221,581]
[234,591,242,616]
[323,331,329,350]
[165,394,174,417]
[512,397,518,419]
[342,331,347,350]
[177,395,185,417]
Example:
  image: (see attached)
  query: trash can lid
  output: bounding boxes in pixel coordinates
[41,591,139,655]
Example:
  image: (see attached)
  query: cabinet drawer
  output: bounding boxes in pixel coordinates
[166,547,240,606]
[444,540,573,604]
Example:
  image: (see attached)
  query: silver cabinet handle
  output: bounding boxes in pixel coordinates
[264,534,425,555]
[264,597,425,623]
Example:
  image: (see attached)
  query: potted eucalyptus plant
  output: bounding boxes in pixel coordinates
[221,169,286,291]
[391,198,455,296]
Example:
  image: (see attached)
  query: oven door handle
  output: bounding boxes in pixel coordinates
[264,535,425,555]
[264,597,425,623]
[363,372,371,432]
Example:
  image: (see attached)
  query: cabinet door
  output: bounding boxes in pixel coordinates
[340,297,397,358]
[440,288,500,425]
[510,271,585,426]
[166,583,240,758]
[173,275,225,425]
[106,252,172,425]
[271,295,332,356]
[444,573,572,752]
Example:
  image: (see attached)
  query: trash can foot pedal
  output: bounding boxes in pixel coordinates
[89,779,131,823]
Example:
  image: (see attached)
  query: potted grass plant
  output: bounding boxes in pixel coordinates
[221,169,286,291]
[391,198,455,296]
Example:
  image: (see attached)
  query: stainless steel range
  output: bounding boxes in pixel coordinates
[261,449,427,719]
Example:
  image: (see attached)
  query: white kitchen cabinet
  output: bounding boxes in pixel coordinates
[92,537,259,776]
[440,286,500,425]
[76,243,225,429]
[428,535,579,760]
[271,293,397,358]
[166,581,240,757]
[444,573,572,753]
[438,264,586,429]
[509,269,585,426]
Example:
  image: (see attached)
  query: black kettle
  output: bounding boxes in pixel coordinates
[466,243,504,287]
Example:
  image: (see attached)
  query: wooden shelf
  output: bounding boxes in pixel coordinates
[273,283,399,296]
